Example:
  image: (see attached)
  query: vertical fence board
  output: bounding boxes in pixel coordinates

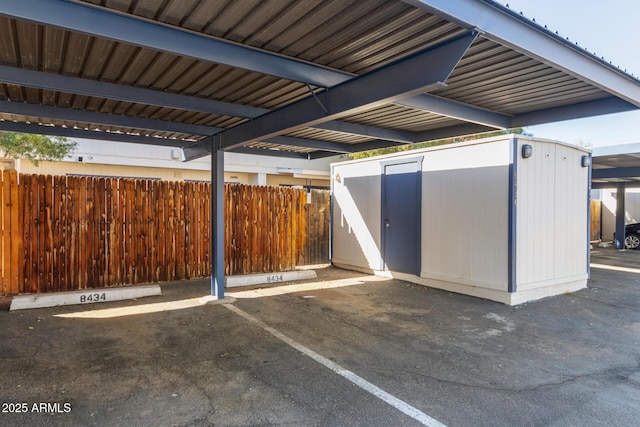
[224,184,231,275]
[176,181,186,279]
[157,180,166,282]
[134,180,144,283]
[21,175,30,293]
[113,178,121,285]
[98,178,107,288]
[199,182,206,277]
[167,181,176,281]
[1,171,6,294]
[116,178,124,284]
[148,181,157,282]
[125,179,134,284]
[67,176,77,290]
[104,178,113,286]
[11,171,21,293]
[78,177,87,289]
[35,175,45,293]
[51,176,61,293]
[89,177,99,289]
[250,186,258,273]
[144,180,152,283]
[184,182,191,278]
[1,171,9,294]
[262,187,269,272]
[60,175,69,292]
[29,175,37,293]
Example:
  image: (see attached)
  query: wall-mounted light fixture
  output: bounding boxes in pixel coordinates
[521,144,533,159]
[581,155,591,167]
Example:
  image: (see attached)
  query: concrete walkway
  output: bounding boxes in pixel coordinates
[0,248,638,426]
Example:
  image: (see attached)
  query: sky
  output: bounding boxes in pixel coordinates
[495,0,640,147]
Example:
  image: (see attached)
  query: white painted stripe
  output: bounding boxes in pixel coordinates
[590,263,640,274]
[224,304,446,427]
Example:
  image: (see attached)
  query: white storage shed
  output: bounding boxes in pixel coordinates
[331,135,591,305]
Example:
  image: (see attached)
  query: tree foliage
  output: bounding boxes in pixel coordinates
[348,128,531,160]
[0,132,77,165]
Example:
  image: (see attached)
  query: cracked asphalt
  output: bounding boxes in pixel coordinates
[1,246,639,426]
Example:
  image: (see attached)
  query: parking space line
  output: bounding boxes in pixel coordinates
[224,304,446,427]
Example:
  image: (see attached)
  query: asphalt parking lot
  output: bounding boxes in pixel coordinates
[1,246,639,426]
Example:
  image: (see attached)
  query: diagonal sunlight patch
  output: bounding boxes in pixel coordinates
[590,263,640,274]
[53,275,387,319]
[226,275,388,299]
[54,295,225,319]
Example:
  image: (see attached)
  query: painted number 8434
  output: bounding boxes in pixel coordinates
[80,293,106,303]
[266,275,284,283]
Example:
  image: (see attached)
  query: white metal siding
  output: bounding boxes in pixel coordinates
[516,141,556,285]
[331,162,382,270]
[421,140,510,290]
[516,140,588,288]
[554,144,589,278]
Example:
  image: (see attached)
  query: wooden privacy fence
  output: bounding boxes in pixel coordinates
[0,171,330,295]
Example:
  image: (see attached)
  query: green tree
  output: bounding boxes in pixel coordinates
[349,128,531,160]
[0,132,77,165]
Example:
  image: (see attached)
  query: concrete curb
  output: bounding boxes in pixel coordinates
[9,285,162,311]
[226,270,317,288]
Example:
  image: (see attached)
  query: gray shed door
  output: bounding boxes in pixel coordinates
[382,161,421,275]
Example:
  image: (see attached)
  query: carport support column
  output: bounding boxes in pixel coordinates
[211,139,225,298]
[614,182,626,250]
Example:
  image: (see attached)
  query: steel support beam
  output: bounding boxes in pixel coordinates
[0,121,189,146]
[311,121,417,143]
[306,140,409,159]
[265,136,355,153]
[309,151,348,160]
[228,146,310,159]
[396,94,512,129]
[404,0,640,107]
[592,166,640,180]
[0,65,268,118]
[0,100,219,136]
[592,181,640,189]
[184,32,477,160]
[344,140,410,153]
[1,101,349,154]
[413,123,497,143]
[211,141,225,298]
[614,182,627,250]
[512,97,638,127]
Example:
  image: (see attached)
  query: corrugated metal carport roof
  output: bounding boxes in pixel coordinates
[0,0,639,160]
[592,144,640,188]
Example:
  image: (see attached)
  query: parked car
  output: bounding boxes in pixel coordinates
[625,223,640,249]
